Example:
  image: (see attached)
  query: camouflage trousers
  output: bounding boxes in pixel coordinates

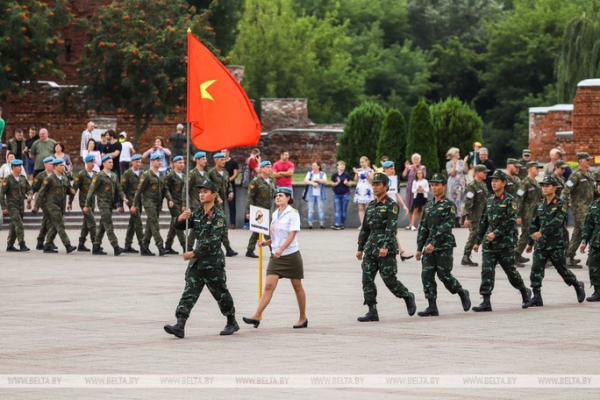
[44,207,71,247]
[6,208,25,246]
[463,220,480,256]
[247,232,270,251]
[175,263,235,319]
[124,210,143,248]
[215,203,231,249]
[361,254,410,306]
[566,211,586,258]
[142,204,164,248]
[36,212,50,244]
[587,247,600,286]
[94,208,119,247]
[479,248,527,295]
[165,204,186,250]
[78,208,97,245]
[421,249,463,299]
[530,247,578,289]
[515,215,533,255]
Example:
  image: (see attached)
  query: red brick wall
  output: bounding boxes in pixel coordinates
[572,83,600,160]
[529,107,572,162]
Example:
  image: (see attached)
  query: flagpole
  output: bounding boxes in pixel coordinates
[185,122,190,251]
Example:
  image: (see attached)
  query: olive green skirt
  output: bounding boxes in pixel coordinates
[267,250,304,279]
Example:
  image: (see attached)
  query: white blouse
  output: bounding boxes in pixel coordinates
[270,205,301,256]
[411,179,430,198]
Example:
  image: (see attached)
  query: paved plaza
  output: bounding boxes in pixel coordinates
[0,225,598,399]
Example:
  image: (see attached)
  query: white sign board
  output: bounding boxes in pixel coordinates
[387,175,398,197]
[249,206,270,235]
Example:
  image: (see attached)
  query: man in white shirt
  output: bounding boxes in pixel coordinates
[80,121,95,157]
[118,131,135,173]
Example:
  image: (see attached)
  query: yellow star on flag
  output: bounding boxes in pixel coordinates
[200,80,216,101]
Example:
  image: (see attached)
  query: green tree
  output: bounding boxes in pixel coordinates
[377,109,407,171]
[337,101,385,168]
[406,99,439,172]
[0,0,72,98]
[187,0,244,56]
[430,97,483,167]
[78,0,215,146]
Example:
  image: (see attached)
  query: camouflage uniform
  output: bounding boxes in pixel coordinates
[562,168,595,259]
[462,179,488,258]
[71,169,97,248]
[186,167,208,249]
[121,168,144,249]
[32,171,52,247]
[37,173,73,248]
[208,167,234,250]
[164,169,186,252]
[245,176,275,252]
[514,176,542,256]
[505,174,520,198]
[1,174,32,248]
[172,204,236,319]
[133,170,172,251]
[552,171,569,247]
[86,171,126,248]
[582,196,600,299]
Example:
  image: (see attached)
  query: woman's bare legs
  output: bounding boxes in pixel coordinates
[291,279,307,325]
[249,275,280,319]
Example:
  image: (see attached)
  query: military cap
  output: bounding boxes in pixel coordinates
[43,156,54,163]
[150,153,162,161]
[84,154,96,163]
[101,155,111,163]
[507,158,522,168]
[540,176,558,186]
[372,172,390,185]
[172,155,183,162]
[577,152,592,161]
[260,160,271,168]
[490,169,507,181]
[522,149,531,155]
[429,173,447,184]
[131,154,142,161]
[275,186,293,196]
[52,158,64,165]
[382,161,395,169]
[213,152,225,159]
[194,151,206,159]
[474,165,490,173]
[526,161,540,169]
[10,159,23,167]
[554,160,567,168]
[198,180,218,193]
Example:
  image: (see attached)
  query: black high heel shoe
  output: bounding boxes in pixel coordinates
[242,317,260,328]
[293,319,308,329]
[400,252,414,262]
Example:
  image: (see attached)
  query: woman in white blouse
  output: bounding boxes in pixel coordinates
[243,186,308,329]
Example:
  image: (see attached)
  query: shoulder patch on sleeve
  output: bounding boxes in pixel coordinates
[516,189,525,197]
[566,180,574,187]
[92,178,97,183]
[466,191,475,199]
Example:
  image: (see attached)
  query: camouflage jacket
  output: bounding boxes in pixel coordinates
[417,195,457,252]
[208,167,232,207]
[582,199,600,249]
[86,171,125,210]
[37,173,73,212]
[133,170,172,210]
[562,169,595,210]
[31,171,49,193]
[464,179,488,222]
[173,204,226,267]
[515,177,542,219]
[505,174,520,198]
[1,174,32,212]
[527,196,567,250]
[187,167,208,211]
[121,168,142,206]
[358,195,399,257]
[552,173,566,198]
[164,170,186,208]
[245,176,275,214]
[71,169,96,209]
[475,191,517,251]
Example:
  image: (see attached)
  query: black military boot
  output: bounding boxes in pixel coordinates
[523,288,543,308]
[566,257,583,269]
[123,246,139,253]
[357,307,379,322]
[587,285,600,302]
[19,243,30,252]
[43,246,58,254]
[36,241,44,250]
[417,299,439,317]
[515,252,530,263]
[164,316,187,338]
[458,289,471,311]
[158,247,168,256]
[92,245,107,255]
[220,316,240,336]
[6,245,20,252]
[246,249,259,258]
[472,294,492,312]
[461,254,478,267]
[113,246,125,256]
[65,244,77,254]
[226,247,238,257]
[574,281,586,303]
[165,247,179,255]
[77,242,90,252]
[404,292,417,316]
[141,247,155,256]
[520,288,532,307]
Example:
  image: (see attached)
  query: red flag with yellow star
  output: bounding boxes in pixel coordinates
[187,31,261,151]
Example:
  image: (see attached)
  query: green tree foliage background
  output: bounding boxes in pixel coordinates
[337,101,385,168]
[377,109,407,173]
[406,99,439,172]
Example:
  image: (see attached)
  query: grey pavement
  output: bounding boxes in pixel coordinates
[0,225,598,399]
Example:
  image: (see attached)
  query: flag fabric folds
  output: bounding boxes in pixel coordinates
[187,31,261,151]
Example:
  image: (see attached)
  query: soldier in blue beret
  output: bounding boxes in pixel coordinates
[69,153,99,251]
[208,152,237,257]
[164,155,187,254]
[1,158,33,251]
[121,153,144,253]
[32,156,56,250]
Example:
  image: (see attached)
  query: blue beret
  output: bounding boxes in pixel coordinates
[150,153,162,161]
[172,155,183,162]
[84,155,96,163]
[275,186,293,196]
[11,159,23,167]
[194,151,206,159]
[131,154,142,161]
[52,158,64,165]
[101,155,111,163]
[213,152,225,159]
[43,156,54,163]
[382,161,395,169]
[260,160,271,168]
